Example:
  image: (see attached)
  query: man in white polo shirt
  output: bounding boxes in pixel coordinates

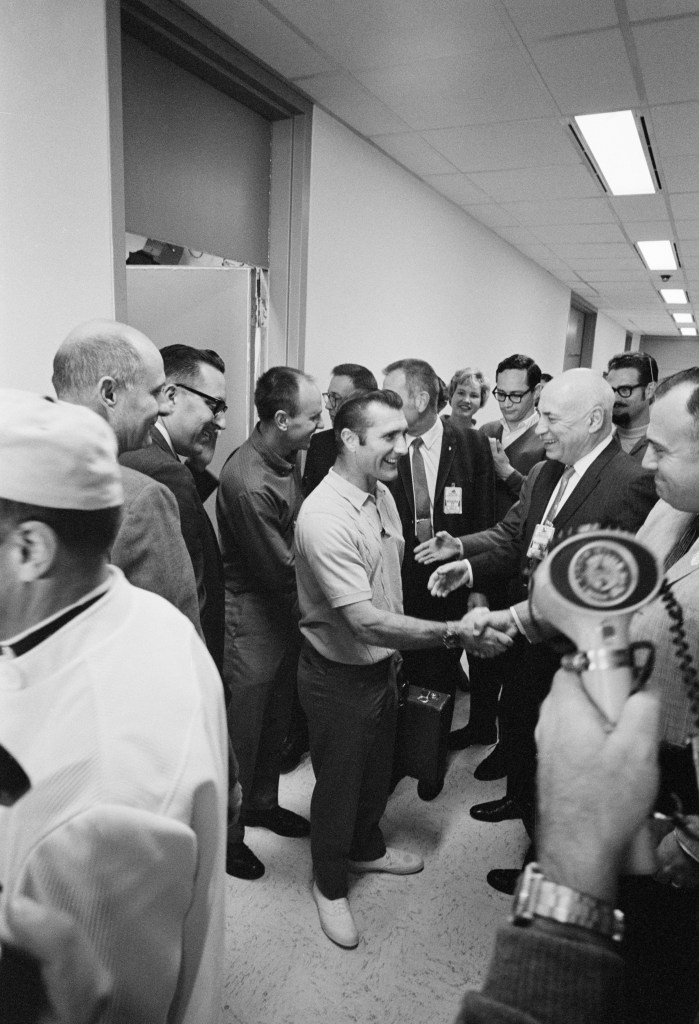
[294,388,514,949]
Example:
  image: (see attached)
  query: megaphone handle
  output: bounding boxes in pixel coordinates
[580,664,657,875]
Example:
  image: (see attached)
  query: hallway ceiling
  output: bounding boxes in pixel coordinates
[184,0,699,338]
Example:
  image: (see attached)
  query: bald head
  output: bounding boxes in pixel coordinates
[53,319,170,454]
[536,369,614,465]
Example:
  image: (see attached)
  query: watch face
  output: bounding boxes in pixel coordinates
[568,540,639,608]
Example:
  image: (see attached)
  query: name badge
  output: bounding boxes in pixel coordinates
[444,485,462,515]
[526,522,555,562]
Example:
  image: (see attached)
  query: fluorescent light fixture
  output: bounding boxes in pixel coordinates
[680,328,697,336]
[574,111,655,195]
[661,288,688,304]
[637,240,677,271]
[673,313,694,323]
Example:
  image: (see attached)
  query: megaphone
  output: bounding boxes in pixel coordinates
[529,528,663,873]
[530,528,662,722]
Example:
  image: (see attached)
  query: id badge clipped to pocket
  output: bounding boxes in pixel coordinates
[526,521,555,562]
[443,485,462,515]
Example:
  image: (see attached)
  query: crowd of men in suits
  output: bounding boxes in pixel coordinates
[4,320,699,1023]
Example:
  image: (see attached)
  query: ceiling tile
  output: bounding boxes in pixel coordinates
[627,0,699,18]
[529,29,640,115]
[662,156,699,193]
[669,194,699,220]
[293,72,408,134]
[677,221,699,240]
[633,18,699,105]
[468,164,599,202]
[609,195,670,221]
[580,269,650,281]
[493,225,547,246]
[355,50,556,131]
[460,204,520,228]
[649,102,699,157]
[183,0,335,78]
[528,222,626,244]
[371,132,457,174]
[502,0,617,42]
[421,173,489,205]
[621,221,673,240]
[268,0,514,71]
[502,198,615,224]
[421,119,579,172]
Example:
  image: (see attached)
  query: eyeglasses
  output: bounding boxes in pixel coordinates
[609,383,645,399]
[492,388,532,404]
[322,391,344,407]
[174,382,227,417]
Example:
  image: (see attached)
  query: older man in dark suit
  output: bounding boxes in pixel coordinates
[419,369,657,885]
[382,358,496,800]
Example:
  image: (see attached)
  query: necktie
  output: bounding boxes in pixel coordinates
[411,437,433,543]
[545,465,575,525]
[664,514,699,571]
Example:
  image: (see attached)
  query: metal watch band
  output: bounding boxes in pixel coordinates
[442,622,462,650]
[510,862,624,942]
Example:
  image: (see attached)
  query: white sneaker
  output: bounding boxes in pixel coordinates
[312,883,359,948]
[348,847,424,875]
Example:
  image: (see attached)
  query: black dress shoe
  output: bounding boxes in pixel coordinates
[226,842,265,880]
[279,736,309,775]
[417,777,444,801]
[245,805,310,838]
[470,796,522,823]
[448,724,497,751]
[486,868,521,895]
[473,743,506,781]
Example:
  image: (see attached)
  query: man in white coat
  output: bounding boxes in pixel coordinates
[0,391,227,1024]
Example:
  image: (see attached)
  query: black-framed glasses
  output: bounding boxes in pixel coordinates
[174,382,227,417]
[492,388,532,404]
[322,391,343,407]
[609,383,645,398]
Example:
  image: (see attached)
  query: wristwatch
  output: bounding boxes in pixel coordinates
[510,862,624,942]
[442,621,462,650]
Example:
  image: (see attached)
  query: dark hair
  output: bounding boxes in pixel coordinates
[334,389,404,447]
[160,345,225,383]
[383,359,439,412]
[607,351,658,388]
[0,498,122,556]
[495,354,541,390]
[447,367,491,405]
[52,336,143,399]
[655,368,699,435]
[540,373,553,384]
[254,366,314,422]
[331,364,378,392]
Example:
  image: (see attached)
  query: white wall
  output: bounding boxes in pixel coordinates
[303,109,572,420]
[591,311,628,373]
[0,0,124,392]
[643,337,699,378]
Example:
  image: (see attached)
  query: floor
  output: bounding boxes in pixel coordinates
[222,691,529,1024]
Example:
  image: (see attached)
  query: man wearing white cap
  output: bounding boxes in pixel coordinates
[0,391,227,1024]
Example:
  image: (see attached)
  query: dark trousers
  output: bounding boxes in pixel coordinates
[298,642,398,900]
[225,590,301,844]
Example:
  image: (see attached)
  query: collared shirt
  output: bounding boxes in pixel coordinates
[408,415,443,520]
[540,432,614,522]
[155,419,179,458]
[500,409,539,449]
[295,469,405,665]
[217,424,302,615]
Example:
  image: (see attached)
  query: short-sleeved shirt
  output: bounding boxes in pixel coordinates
[295,469,405,665]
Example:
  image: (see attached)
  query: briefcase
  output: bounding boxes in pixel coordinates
[395,682,451,784]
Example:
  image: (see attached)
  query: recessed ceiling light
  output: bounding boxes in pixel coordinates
[574,111,655,195]
[637,240,677,271]
[680,328,697,336]
[661,288,688,304]
[673,313,694,323]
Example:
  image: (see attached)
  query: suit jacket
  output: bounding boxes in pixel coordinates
[462,437,658,606]
[631,499,699,746]
[389,417,496,621]
[111,466,202,639]
[120,428,225,671]
[302,428,337,496]
[480,420,547,520]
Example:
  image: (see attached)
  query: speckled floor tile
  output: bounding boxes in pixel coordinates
[222,691,529,1024]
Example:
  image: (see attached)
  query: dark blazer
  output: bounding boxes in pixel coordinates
[389,417,496,621]
[461,437,658,606]
[480,420,546,520]
[302,428,337,496]
[120,428,225,671]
